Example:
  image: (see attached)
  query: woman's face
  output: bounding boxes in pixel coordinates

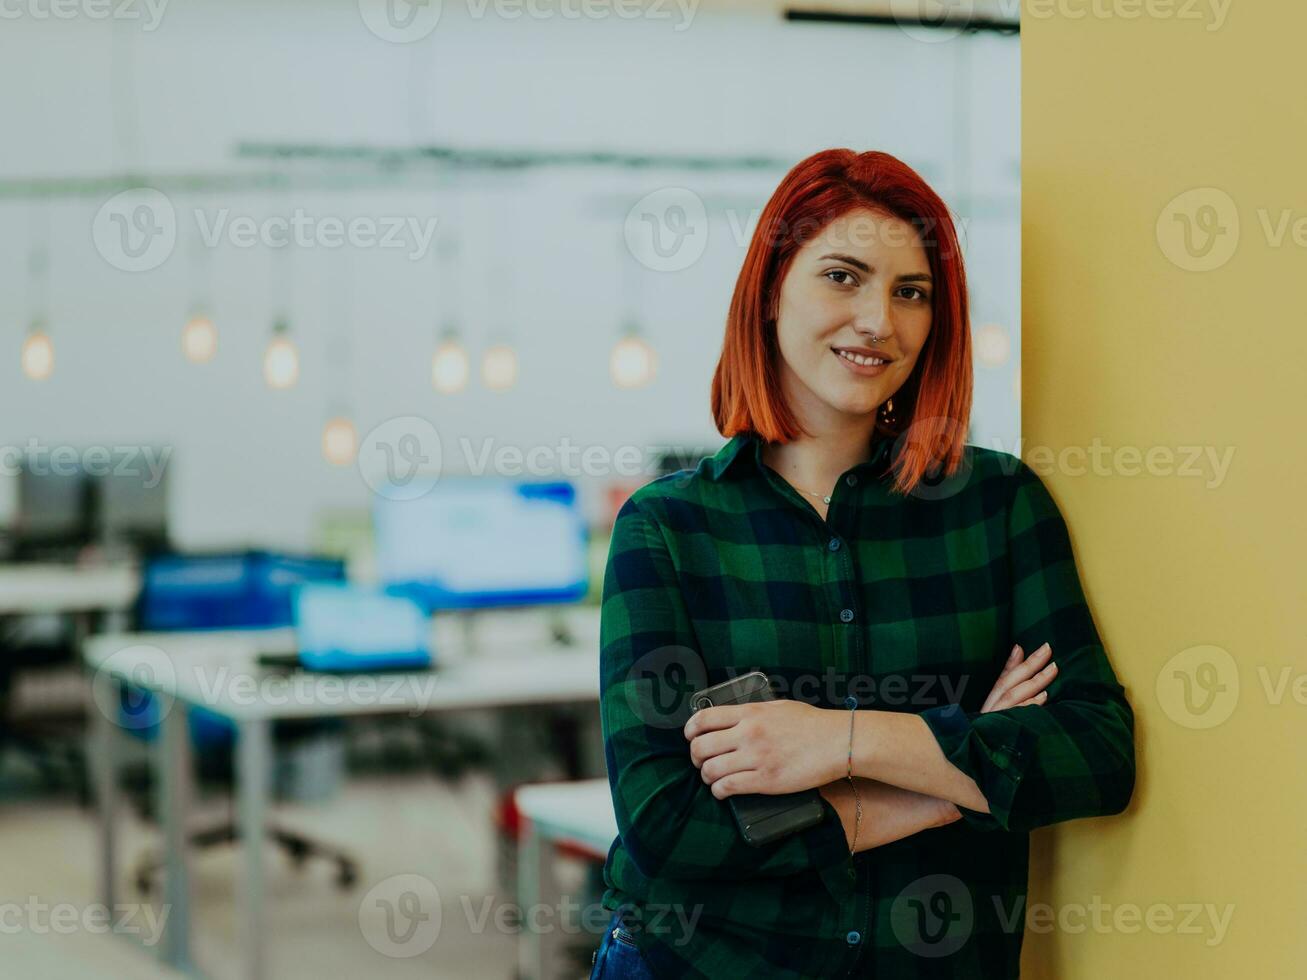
[772,207,934,426]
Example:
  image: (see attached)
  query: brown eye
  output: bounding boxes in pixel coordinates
[825,269,856,286]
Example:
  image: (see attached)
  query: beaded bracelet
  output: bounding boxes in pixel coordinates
[845,695,862,853]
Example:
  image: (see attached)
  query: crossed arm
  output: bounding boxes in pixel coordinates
[805,643,1060,853]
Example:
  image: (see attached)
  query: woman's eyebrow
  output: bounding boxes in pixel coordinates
[816,252,871,272]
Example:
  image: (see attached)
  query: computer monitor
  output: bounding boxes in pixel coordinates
[372,476,589,611]
[10,448,171,559]
[97,448,171,551]
[14,461,94,558]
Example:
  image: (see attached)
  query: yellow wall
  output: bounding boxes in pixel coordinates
[1023,2,1306,976]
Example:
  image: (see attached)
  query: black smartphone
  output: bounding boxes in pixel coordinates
[690,671,827,846]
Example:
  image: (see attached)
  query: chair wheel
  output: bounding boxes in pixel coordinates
[287,840,310,867]
[336,862,357,889]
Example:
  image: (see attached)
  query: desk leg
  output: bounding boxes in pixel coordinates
[89,682,120,912]
[517,816,556,980]
[158,702,195,972]
[237,718,270,980]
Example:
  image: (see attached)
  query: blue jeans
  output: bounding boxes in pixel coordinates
[589,910,656,979]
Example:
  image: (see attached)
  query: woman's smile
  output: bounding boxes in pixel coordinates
[831,345,893,376]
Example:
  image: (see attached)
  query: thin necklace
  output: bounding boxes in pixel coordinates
[794,484,836,505]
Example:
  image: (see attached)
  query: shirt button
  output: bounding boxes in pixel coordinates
[827,537,841,552]
[846,930,862,945]
[839,608,854,623]
[845,474,858,487]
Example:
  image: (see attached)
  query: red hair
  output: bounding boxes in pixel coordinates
[710,148,973,497]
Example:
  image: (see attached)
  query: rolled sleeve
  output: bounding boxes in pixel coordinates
[919,460,1137,834]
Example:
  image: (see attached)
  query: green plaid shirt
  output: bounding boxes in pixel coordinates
[597,431,1136,978]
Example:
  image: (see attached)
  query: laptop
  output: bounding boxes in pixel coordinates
[273,584,433,673]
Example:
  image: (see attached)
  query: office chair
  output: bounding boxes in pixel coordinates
[0,491,98,798]
[0,615,90,801]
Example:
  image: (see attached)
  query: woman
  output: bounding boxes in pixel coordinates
[590,149,1135,979]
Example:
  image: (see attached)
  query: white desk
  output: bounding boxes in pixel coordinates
[84,627,601,980]
[0,562,139,616]
[515,779,617,980]
[515,779,616,855]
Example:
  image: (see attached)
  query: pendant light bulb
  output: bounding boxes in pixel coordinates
[21,321,54,381]
[431,330,470,394]
[481,343,518,391]
[263,318,299,389]
[182,313,218,363]
[321,416,358,466]
[975,323,1011,368]
[610,330,657,389]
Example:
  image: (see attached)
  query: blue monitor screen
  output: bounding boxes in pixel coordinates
[371,477,589,611]
[294,584,431,670]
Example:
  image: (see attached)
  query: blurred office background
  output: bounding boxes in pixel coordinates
[0,1,1018,978]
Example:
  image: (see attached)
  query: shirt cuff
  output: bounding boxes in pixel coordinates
[918,703,1029,833]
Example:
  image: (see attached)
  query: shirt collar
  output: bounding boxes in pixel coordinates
[703,430,895,483]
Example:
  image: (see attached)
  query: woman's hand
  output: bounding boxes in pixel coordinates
[981,642,1058,713]
[683,700,843,799]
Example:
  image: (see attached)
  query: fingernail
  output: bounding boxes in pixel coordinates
[1009,645,1021,660]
